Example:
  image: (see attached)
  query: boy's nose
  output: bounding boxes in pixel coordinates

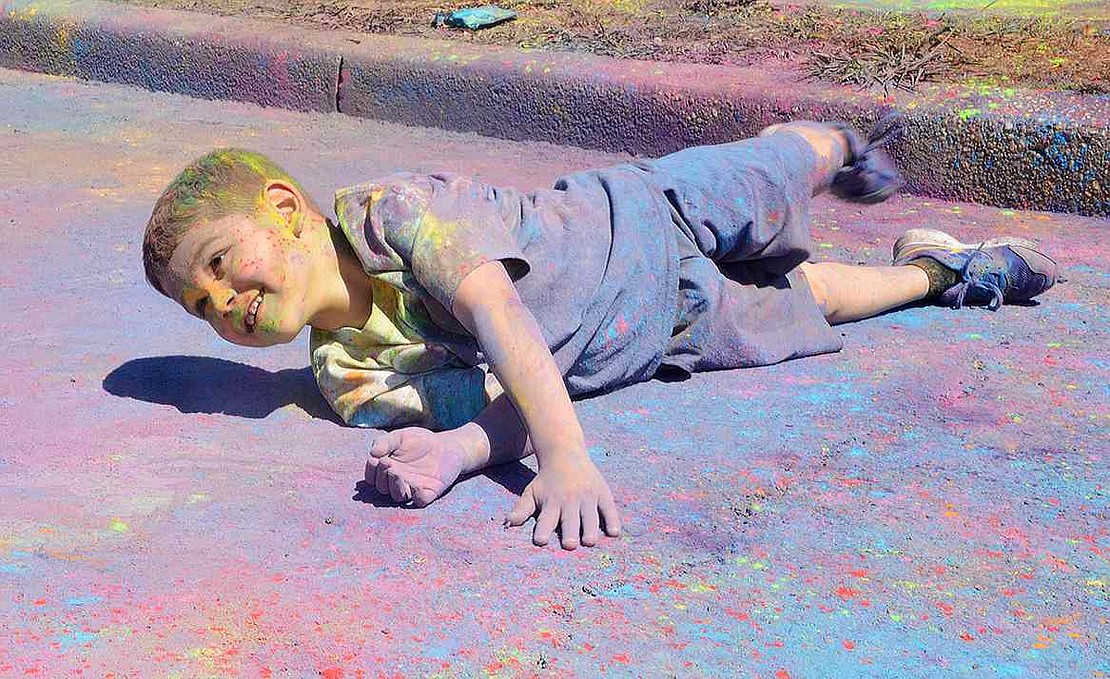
[209,285,237,316]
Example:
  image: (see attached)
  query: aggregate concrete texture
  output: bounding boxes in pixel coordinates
[1,69,1108,676]
[1,0,1108,216]
[0,0,338,112]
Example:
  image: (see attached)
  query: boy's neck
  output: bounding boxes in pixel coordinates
[305,218,373,331]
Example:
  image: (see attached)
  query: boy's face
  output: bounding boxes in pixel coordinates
[160,204,317,348]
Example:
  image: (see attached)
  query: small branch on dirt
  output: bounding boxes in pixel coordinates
[807,25,954,94]
[684,0,757,16]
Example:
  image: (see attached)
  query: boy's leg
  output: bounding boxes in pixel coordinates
[800,227,1059,325]
[799,262,929,324]
[635,128,834,276]
[762,117,904,204]
[636,119,897,278]
[759,124,849,196]
[649,123,878,373]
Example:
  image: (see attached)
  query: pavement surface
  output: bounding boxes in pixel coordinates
[1,69,1107,676]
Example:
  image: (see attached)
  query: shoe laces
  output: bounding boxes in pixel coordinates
[954,245,1006,311]
[863,112,904,155]
[840,113,903,167]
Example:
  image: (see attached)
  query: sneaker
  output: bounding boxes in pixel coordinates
[892,228,1058,309]
[758,114,904,204]
[829,113,905,205]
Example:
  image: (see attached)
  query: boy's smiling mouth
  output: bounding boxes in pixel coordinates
[245,290,264,333]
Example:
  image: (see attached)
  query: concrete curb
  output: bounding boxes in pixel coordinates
[2,0,1107,216]
[0,0,338,112]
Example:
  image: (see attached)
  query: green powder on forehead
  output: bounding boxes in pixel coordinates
[142,148,312,294]
[166,149,286,213]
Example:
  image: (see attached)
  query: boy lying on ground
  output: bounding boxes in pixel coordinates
[142,119,1057,550]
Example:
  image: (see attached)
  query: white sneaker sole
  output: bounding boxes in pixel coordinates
[891,228,1039,263]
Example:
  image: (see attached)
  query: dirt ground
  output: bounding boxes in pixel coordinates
[113,0,1109,93]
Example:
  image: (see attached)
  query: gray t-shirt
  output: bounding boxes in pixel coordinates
[318,165,678,425]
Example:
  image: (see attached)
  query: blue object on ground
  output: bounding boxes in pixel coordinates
[433,5,517,30]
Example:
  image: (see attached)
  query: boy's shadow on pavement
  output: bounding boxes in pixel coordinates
[104,355,536,502]
[103,355,343,423]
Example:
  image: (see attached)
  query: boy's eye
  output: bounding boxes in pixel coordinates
[210,254,223,275]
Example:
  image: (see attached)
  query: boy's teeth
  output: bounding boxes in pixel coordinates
[245,291,263,332]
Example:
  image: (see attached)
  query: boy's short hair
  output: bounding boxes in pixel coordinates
[142,148,308,295]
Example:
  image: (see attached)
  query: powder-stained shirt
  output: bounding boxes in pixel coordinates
[310,169,679,430]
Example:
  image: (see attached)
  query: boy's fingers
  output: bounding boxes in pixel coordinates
[599,493,622,537]
[384,468,405,503]
[375,459,392,495]
[559,503,581,550]
[369,431,399,458]
[504,492,535,527]
[364,457,381,485]
[397,475,413,504]
[389,442,425,464]
[504,488,537,527]
[533,503,558,547]
[581,503,602,547]
[412,486,438,508]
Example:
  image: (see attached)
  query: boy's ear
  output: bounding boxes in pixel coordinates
[265,182,303,236]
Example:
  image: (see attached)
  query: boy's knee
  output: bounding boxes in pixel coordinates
[798,262,832,316]
[759,123,848,172]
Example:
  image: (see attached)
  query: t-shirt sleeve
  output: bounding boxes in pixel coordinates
[400,174,530,312]
[336,173,530,312]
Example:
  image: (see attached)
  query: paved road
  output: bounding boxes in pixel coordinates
[1,69,1107,676]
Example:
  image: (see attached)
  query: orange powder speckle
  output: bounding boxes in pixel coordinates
[836,586,860,600]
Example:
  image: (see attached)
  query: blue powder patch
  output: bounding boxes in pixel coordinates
[55,629,98,650]
[64,595,102,607]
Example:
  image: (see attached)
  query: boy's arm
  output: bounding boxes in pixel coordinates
[451,260,622,549]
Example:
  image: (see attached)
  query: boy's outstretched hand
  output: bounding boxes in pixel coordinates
[504,452,621,550]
